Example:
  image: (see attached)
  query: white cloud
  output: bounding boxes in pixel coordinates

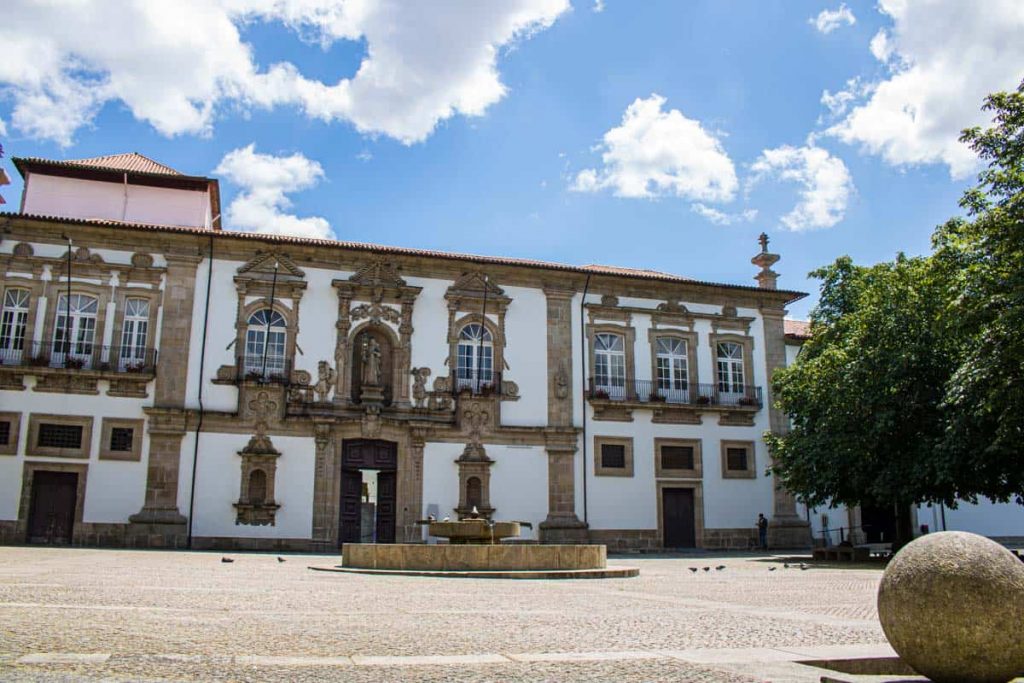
[750,145,854,231]
[811,4,856,34]
[571,94,738,201]
[825,0,1024,178]
[593,0,605,12]
[0,0,569,146]
[214,144,332,239]
[691,204,758,226]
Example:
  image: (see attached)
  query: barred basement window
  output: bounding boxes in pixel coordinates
[601,443,626,469]
[661,445,694,471]
[38,424,83,450]
[726,447,749,471]
[0,421,9,446]
[109,427,134,452]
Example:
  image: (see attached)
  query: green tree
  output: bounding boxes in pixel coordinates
[933,82,1024,504]
[766,255,957,545]
[768,82,1024,546]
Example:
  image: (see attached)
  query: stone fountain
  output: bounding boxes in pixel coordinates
[332,509,636,579]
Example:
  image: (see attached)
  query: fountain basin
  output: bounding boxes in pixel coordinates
[427,519,520,544]
[342,543,607,571]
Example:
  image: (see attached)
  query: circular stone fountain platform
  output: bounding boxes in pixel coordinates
[311,518,637,579]
[311,542,637,579]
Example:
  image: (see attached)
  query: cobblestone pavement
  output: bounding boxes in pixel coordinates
[0,548,892,682]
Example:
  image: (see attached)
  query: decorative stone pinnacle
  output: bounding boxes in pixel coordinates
[751,233,781,290]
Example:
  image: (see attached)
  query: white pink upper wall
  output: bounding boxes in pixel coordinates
[22,173,212,228]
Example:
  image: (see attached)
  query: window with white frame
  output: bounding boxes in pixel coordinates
[244,309,287,378]
[655,337,688,398]
[716,341,745,395]
[52,294,99,367]
[456,323,493,390]
[119,298,150,369]
[594,333,626,396]
[0,289,30,364]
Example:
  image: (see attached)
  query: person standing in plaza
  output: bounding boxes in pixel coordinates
[757,513,769,551]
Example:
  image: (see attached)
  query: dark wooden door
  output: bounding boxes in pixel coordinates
[339,469,363,546]
[375,471,396,543]
[663,488,696,548]
[27,471,77,545]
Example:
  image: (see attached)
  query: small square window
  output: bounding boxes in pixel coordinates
[601,444,626,469]
[726,447,748,471]
[38,424,83,450]
[594,436,633,477]
[661,445,694,471]
[721,440,755,479]
[109,427,134,452]
[0,413,20,456]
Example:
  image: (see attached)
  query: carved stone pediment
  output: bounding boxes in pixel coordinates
[237,251,305,279]
[349,260,406,289]
[446,272,510,306]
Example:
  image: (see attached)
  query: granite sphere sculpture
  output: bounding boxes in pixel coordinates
[877,531,1024,683]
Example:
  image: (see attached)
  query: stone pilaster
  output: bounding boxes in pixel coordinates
[310,419,337,548]
[398,427,427,542]
[130,253,201,546]
[128,409,189,546]
[762,307,811,548]
[539,284,587,542]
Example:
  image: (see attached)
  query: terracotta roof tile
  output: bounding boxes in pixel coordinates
[20,152,184,176]
[785,319,811,339]
[2,212,808,303]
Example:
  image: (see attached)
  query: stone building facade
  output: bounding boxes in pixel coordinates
[0,152,813,551]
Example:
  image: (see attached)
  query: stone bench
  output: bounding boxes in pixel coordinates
[813,545,871,562]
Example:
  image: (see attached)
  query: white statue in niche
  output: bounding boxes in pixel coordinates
[361,336,382,385]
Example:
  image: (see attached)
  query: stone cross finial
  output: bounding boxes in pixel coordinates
[751,233,780,290]
[758,232,770,253]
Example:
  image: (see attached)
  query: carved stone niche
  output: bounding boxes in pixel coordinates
[234,433,282,526]
[455,443,494,520]
[333,260,422,407]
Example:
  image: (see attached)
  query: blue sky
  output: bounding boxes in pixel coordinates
[3,1,1023,318]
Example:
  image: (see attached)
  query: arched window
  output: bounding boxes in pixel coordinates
[594,333,626,397]
[119,298,150,370]
[656,337,689,400]
[248,469,268,505]
[0,289,30,364]
[52,294,98,368]
[716,341,745,395]
[456,323,493,390]
[466,476,482,509]
[245,309,287,378]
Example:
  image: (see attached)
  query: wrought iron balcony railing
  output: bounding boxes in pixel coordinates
[0,341,158,374]
[451,372,506,397]
[226,356,294,385]
[587,378,762,408]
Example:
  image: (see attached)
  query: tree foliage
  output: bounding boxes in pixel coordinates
[768,81,1024,513]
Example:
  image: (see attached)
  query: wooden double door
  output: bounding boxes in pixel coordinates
[27,471,78,545]
[339,439,397,547]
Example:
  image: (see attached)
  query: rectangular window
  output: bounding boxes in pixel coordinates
[726,447,748,471]
[109,427,134,452]
[0,421,9,446]
[38,424,84,450]
[600,443,626,469]
[661,445,694,471]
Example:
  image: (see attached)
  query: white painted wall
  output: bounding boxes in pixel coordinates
[500,286,547,426]
[185,432,315,539]
[0,382,151,523]
[24,174,211,228]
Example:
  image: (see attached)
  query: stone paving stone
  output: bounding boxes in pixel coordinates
[0,547,892,681]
